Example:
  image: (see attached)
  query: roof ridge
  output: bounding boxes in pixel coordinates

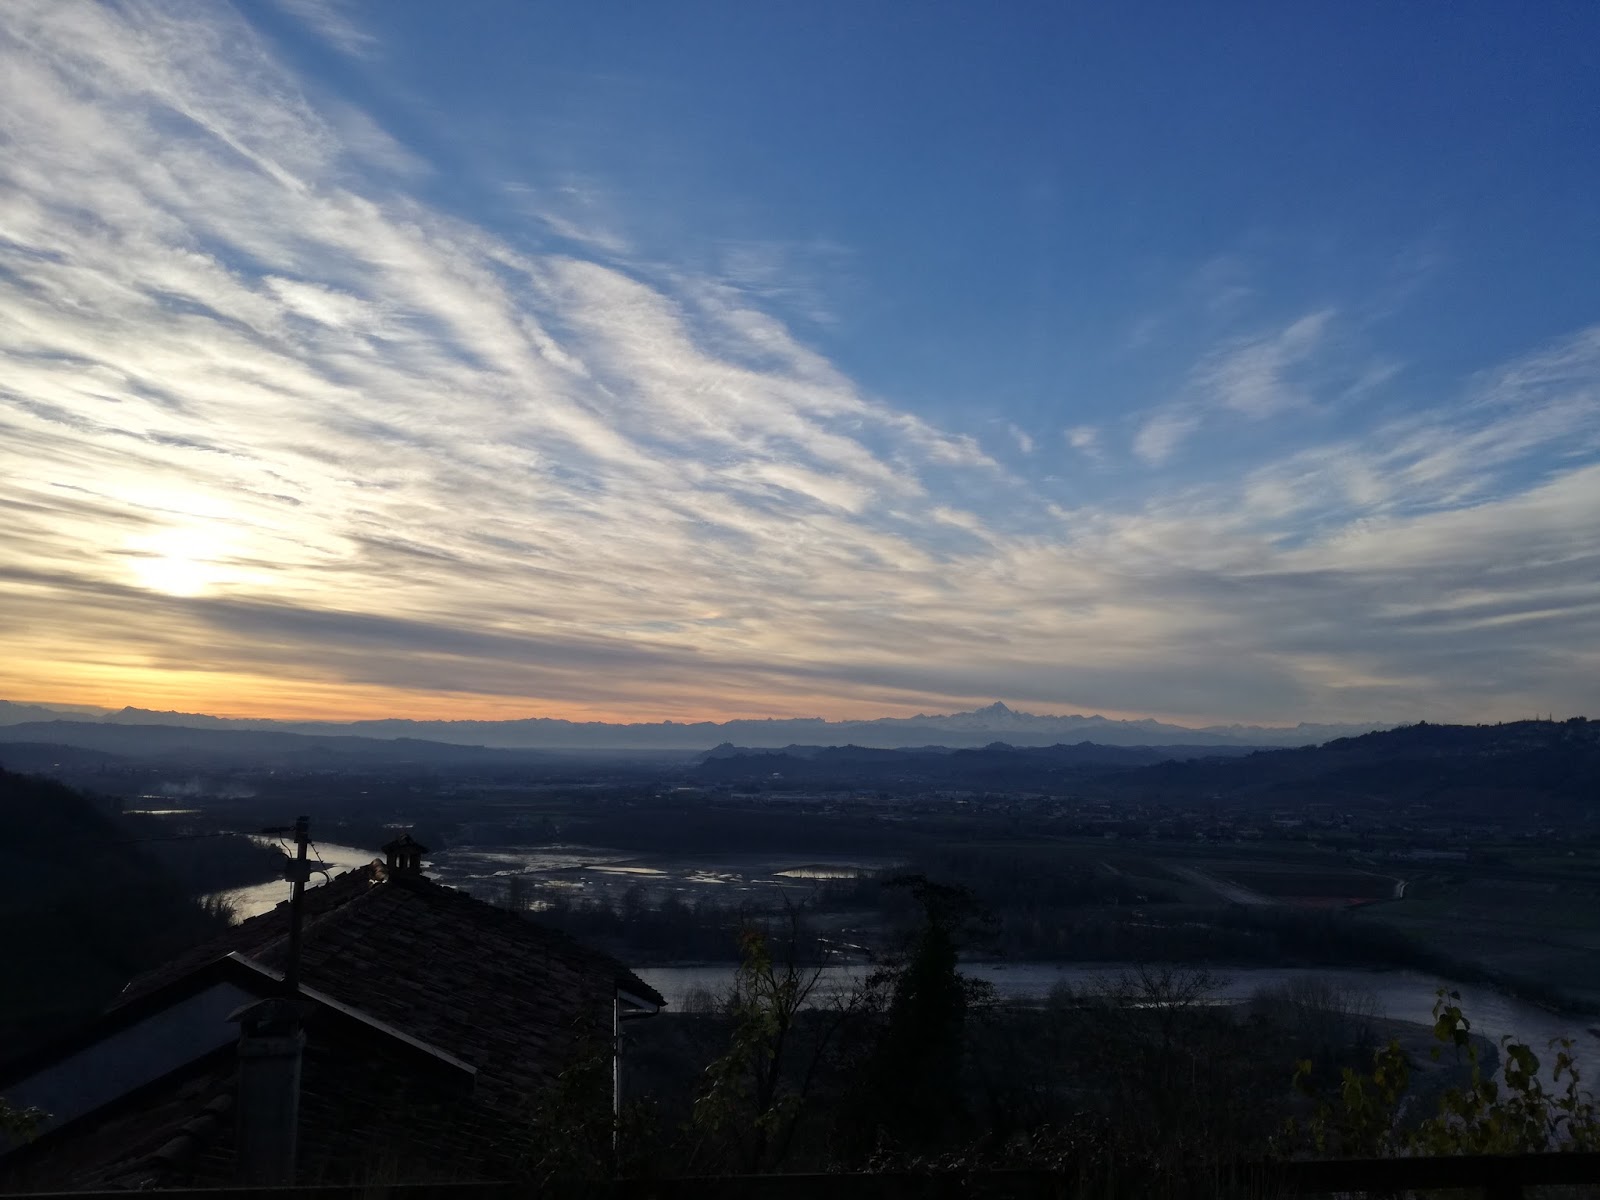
[240,863,388,964]
[113,863,384,1007]
[224,860,379,931]
[390,874,664,1004]
[394,873,616,960]
[119,860,663,1014]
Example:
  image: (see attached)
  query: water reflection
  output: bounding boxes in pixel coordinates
[636,961,1600,1076]
[209,843,895,921]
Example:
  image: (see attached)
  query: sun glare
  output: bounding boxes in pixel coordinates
[126,525,232,598]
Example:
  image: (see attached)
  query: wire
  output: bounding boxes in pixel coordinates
[305,839,334,884]
[29,829,247,848]
[269,833,326,885]
[32,821,342,870]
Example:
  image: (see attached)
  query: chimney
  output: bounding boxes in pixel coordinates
[382,832,429,877]
[230,997,305,1186]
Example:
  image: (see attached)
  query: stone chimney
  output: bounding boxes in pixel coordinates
[230,997,305,1186]
[382,832,429,877]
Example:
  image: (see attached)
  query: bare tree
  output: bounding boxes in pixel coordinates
[688,901,863,1173]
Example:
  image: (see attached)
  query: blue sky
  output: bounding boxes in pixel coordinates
[313,2,1598,448]
[0,0,1597,725]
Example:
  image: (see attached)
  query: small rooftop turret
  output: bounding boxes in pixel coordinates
[381,833,428,877]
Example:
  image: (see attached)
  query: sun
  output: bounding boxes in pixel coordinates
[125,526,232,597]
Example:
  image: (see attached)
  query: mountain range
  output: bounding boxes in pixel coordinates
[0,723,552,768]
[691,739,1260,790]
[0,699,1382,752]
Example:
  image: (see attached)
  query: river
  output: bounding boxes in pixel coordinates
[206,840,380,920]
[210,848,1599,1073]
[636,961,1600,1067]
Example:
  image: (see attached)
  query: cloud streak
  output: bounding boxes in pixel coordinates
[1132,310,1335,464]
[0,1,1597,726]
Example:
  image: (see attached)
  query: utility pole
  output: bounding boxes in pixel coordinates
[283,815,310,997]
[235,814,311,1185]
[261,816,312,995]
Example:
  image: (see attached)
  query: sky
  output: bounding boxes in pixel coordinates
[1,1,1598,727]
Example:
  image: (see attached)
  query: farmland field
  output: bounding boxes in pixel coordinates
[1362,866,1600,1004]
[1209,863,1401,905]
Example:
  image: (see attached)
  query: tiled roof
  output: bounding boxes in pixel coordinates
[3,1034,523,1189]
[0,1053,236,1192]
[120,863,664,1111]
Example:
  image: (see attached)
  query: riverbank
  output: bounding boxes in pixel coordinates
[634,960,1600,1066]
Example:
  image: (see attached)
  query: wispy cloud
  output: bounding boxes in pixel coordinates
[0,2,1596,725]
[272,0,379,60]
[1194,309,1333,418]
[1132,309,1336,464]
[1131,409,1201,466]
[1065,425,1101,461]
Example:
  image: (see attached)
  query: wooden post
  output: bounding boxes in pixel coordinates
[283,816,310,998]
[612,993,622,1161]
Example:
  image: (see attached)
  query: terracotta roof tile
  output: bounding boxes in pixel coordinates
[119,864,663,1112]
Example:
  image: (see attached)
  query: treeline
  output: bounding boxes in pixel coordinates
[865,851,1456,971]
[118,817,286,893]
[553,800,907,856]
[531,885,1488,1189]
[843,844,1171,913]
[991,904,1434,968]
[514,842,1503,987]
[515,883,755,963]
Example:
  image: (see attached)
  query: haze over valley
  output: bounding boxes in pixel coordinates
[0,697,1385,755]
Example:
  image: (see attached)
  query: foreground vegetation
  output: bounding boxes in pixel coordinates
[520,885,1600,1191]
[527,841,1592,1013]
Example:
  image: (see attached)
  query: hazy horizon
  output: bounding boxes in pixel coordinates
[7,692,1580,738]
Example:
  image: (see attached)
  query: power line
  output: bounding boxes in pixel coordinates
[27,828,249,849]
[305,838,334,884]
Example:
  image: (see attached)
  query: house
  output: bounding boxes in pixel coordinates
[0,835,664,1189]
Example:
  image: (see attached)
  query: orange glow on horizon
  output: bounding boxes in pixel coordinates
[0,662,1240,729]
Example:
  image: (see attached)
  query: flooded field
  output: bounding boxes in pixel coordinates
[212,841,894,921]
[433,846,891,908]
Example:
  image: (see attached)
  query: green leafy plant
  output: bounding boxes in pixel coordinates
[1290,988,1600,1156]
[1410,991,1600,1153]
[1290,1036,1410,1156]
[689,913,857,1174]
[0,1096,46,1141]
[516,1014,636,1185]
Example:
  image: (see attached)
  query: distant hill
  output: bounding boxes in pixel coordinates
[0,698,1384,751]
[1109,718,1600,812]
[0,699,111,725]
[0,742,130,774]
[0,768,231,1043]
[691,740,1260,789]
[0,721,559,767]
[690,719,1600,808]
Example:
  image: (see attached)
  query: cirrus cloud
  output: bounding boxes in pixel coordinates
[0,0,1597,727]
